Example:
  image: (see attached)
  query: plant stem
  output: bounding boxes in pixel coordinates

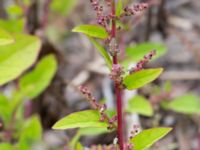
[111,1,124,149]
[41,0,52,30]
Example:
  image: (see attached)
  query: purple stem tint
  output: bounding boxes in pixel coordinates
[111,1,124,150]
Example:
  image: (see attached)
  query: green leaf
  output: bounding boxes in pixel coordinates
[70,127,109,148]
[22,0,31,6]
[105,109,116,118]
[72,25,108,39]
[167,94,200,114]
[122,43,167,68]
[10,91,25,115]
[126,96,153,116]
[19,54,57,99]
[126,43,167,61]
[0,143,15,150]
[163,81,172,92]
[89,37,112,69]
[123,68,163,90]
[0,34,41,85]
[18,116,42,150]
[0,27,14,45]
[51,0,78,16]
[116,0,123,17]
[131,128,172,150]
[79,127,109,136]
[0,19,25,33]
[6,5,23,18]
[53,110,109,130]
[76,142,83,150]
[0,94,12,123]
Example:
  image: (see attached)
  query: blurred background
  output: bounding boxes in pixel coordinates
[0,0,200,149]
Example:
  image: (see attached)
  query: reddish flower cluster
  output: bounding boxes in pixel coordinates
[79,85,116,129]
[107,115,117,129]
[109,115,117,124]
[99,103,108,121]
[126,143,133,150]
[129,124,140,139]
[104,0,112,6]
[121,3,148,17]
[90,0,117,30]
[90,0,107,27]
[90,0,102,15]
[109,64,124,88]
[109,38,119,56]
[129,50,156,74]
[79,85,100,109]
[125,125,141,149]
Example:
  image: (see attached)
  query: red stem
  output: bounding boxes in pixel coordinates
[111,1,124,150]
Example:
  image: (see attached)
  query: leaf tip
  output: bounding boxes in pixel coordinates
[52,123,59,130]
[71,27,77,33]
[159,67,164,73]
[163,127,173,132]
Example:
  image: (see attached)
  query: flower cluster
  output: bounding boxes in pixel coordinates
[109,38,119,56]
[99,103,107,121]
[90,0,102,15]
[108,115,117,129]
[126,143,133,150]
[90,0,117,31]
[89,0,149,40]
[79,85,117,129]
[104,0,112,6]
[79,85,100,109]
[90,0,108,28]
[129,50,156,74]
[124,125,141,149]
[121,3,148,17]
[109,64,124,88]
[129,124,140,139]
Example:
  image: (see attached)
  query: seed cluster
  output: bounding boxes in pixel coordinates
[79,85,117,129]
[129,50,156,74]
[126,143,133,150]
[121,3,148,17]
[90,0,108,28]
[90,0,118,31]
[90,0,103,16]
[129,124,140,139]
[104,0,112,6]
[109,64,124,88]
[125,125,141,149]
[107,115,117,129]
[89,0,149,41]
[79,85,100,109]
[109,38,119,56]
